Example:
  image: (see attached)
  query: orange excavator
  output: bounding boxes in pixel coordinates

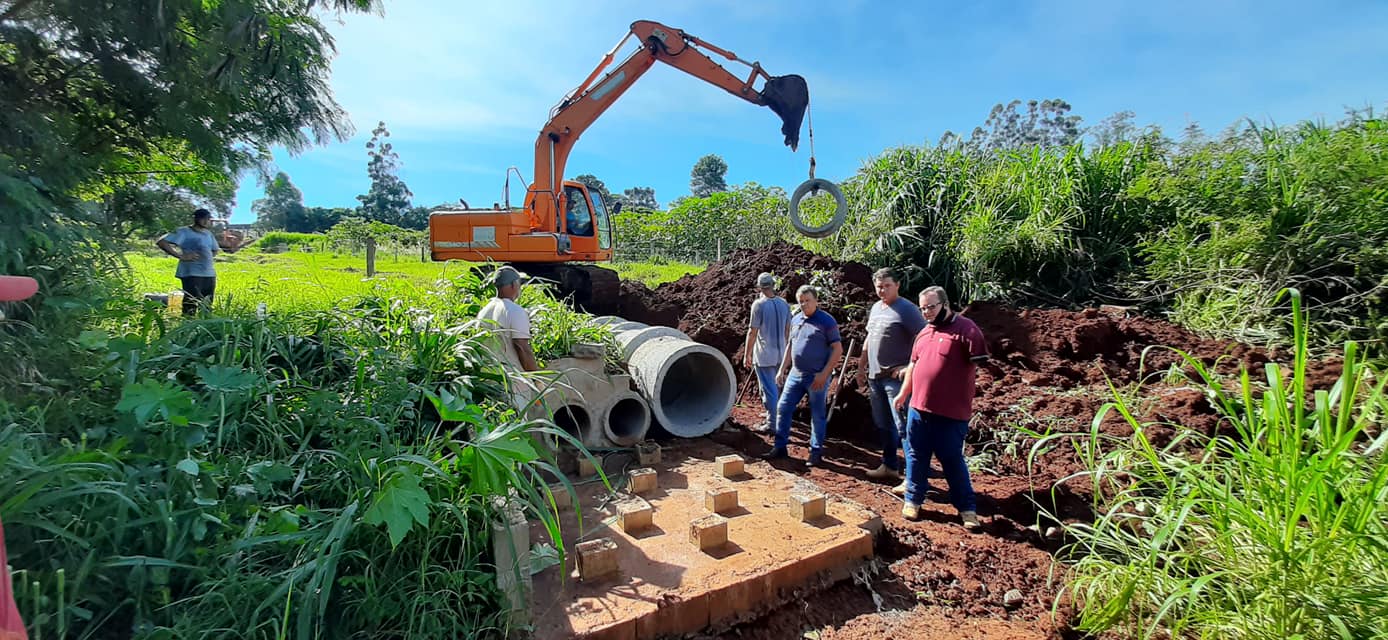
[427,20,810,312]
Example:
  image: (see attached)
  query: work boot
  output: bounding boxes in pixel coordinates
[760,447,788,461]
[901,503,921,521]
[805,451,823,468]
[891,481,907,496]
[866,464,899,480]
[750,421,771,433]
[961,510,982,531]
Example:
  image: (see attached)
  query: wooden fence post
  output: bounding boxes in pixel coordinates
[365,238,377,277]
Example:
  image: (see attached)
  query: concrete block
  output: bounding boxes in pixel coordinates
[789,493,827,522]
[547,484,572,509]
[705,487,738,514]
[636,441,662,465]
[715,454,744,478]
[577,456,600,478]
[576,537,619,581]
[616,498,653,534]
[689,514,729,551]
[629,467,657,494]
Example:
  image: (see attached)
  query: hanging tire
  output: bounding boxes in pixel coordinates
[789,178,846,238]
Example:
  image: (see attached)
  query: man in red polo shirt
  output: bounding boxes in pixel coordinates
[893,285,989,530]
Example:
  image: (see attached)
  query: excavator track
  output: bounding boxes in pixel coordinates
[523,263,621,316]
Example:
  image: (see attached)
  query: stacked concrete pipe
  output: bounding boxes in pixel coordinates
[594,317,737,438]
[545,343,652,450]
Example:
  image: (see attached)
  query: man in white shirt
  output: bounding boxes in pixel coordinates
[476,266,539,373]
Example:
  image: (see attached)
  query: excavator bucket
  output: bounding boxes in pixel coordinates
[762,74,809,151]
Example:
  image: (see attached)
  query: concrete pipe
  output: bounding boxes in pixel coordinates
[613,325,689,361]
[603,391,651,447]
[552,403,593,442]
[624,333,736,438]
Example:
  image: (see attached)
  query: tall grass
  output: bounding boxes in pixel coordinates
[800,109,1388,346]
[1,265,598,639]
[1033,290,1388,638]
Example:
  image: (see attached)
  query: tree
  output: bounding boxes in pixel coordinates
[356,121,414,226]
[620,186,659,209]
[962,99,1083,151]
[0,0,377,290]
[1089,110,1138,148]
[300,207,352,233]
[690,154,728,197]
[573,174,613,205]
[252,172,307,231]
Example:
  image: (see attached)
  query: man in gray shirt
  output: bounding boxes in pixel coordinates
[155,208,220,316]
[744,272,791,433]
[857,267,927,493]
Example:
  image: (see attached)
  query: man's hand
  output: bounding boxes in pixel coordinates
[855,368,867,388]
[179,251,200,262]
[776,370,787,387]
[812,371,829,391]
[893,366,908,380]
[743,355,754,370]
[893,391,908,410]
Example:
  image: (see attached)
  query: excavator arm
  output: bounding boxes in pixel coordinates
[524,20,809,232]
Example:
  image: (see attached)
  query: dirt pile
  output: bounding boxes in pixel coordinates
[613,243,1346,639]
[619,241,876,357]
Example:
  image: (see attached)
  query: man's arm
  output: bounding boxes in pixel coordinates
[776,332,793,384]
[512,338,539,372]
[156,235,196,261]
[814,340,843,391]
[893,362,915,409]
[743,327,760,369]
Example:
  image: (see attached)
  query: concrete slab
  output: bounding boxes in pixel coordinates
[528,440,879,639]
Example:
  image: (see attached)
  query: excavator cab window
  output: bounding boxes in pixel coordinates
[563,185,594,237]
[591,190,612,251]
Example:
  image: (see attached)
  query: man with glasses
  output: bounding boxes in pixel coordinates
[893,286,989,530]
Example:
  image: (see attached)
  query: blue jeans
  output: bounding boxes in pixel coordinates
[773,370,830,455]
[867,376,907,470]
[904,408,976,512]
[754,366,780,426]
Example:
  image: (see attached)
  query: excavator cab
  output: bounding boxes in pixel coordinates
[559,183,613,253]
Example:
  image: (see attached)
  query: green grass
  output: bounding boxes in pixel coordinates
[5,259,611,639]
[127,251,700,309]
[126,251,461,313]
[1033,290,1388,638]
[611,260,703,287]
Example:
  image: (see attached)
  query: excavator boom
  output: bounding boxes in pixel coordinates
[428,20,808,311]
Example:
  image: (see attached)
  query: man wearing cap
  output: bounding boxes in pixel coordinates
[858,267,927,494]
[155,208,220,315]
[476,265,539,374]
[743,272,791,433]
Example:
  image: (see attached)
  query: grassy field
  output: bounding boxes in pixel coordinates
[125,249,703,311]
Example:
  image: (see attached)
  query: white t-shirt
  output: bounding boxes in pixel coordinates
[477,297,532,371]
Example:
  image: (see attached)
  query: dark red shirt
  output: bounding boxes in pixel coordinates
[908,313,988,421]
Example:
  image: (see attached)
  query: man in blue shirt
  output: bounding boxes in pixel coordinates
[155,208,220,315]
[764,285,843,467]
[743,272,791,433]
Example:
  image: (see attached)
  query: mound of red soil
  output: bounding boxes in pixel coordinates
[614,243,1348,639]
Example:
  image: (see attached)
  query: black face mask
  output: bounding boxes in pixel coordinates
[930,306,950,326]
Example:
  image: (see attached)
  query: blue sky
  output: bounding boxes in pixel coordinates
[228,0,1388,223]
